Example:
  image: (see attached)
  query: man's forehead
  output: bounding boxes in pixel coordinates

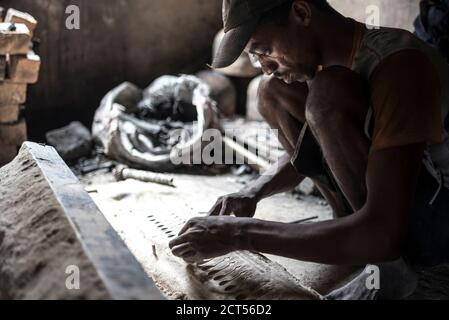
[246,22,280,52]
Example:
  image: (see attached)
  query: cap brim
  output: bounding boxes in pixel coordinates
[211,19,258,69]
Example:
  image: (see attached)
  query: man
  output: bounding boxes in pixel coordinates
[169,0,449,299]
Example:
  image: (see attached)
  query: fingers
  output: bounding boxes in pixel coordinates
[209,196,233,216]
[218,200,229,216]
[171,243,200,264]
[208,203,221,216]
[171,243,195,258]
[169,232,191,249]
[178,220,194,236]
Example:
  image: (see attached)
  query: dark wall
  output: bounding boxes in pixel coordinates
[2,0,222,140]
[328,0,419,30]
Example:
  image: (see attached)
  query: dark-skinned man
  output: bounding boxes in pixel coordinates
[169,0,449,299]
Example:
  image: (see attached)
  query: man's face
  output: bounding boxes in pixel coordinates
[246,15,320,83]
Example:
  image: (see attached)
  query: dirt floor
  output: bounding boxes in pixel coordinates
[78,169,449,300]
[80,170,357,297]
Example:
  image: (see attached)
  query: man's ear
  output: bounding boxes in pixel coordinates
[291,0,312,27]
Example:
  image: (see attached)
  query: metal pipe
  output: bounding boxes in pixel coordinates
[113,165,175,188]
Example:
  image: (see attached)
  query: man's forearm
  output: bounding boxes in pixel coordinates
[237,144,424,265]
[236,210,400,265]
[244,153,305,201]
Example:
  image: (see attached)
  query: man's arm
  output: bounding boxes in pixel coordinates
[237,143,424,264]
[171,143,424,265]
[247,153,305,201]
[208,153,304,217]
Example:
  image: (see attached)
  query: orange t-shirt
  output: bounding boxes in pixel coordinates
[368,49,444,154]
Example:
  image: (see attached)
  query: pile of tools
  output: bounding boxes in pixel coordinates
[0,8,40,166]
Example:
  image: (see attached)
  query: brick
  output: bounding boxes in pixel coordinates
[0,23,31,55]
[0,55,5,80]
[5,9,37,38]
[0,118,27,145]
[0,82,27,104]
[0,105,20,123]
[46,122,92,161]
[8,51,40,84]
[0,143,18,166]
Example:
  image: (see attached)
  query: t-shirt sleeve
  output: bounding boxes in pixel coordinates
[369,49,443,154]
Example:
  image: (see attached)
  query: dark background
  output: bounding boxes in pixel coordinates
[2,0,222,140]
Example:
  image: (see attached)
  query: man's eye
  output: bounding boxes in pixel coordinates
[248,53,261,68]
[249,53,260,62]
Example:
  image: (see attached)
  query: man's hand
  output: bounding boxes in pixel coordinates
[208,192,258,217]
[169,216,244,263]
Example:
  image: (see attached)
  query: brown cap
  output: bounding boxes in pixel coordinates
[212,0,292,69]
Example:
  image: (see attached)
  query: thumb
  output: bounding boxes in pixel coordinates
[208,201,222,216]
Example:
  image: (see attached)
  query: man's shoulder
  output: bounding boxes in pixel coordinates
[353,26,432,79]
[372,49,438,81]
[362,26,418,52]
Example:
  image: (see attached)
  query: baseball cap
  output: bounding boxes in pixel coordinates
[212,0,292,69]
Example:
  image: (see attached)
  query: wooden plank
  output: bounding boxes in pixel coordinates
[25,142,164,300]
[0,22,31,55]
[0,143,110,298]
[131,207,321,300]
[8,51,40,84]
[88,172,356,298]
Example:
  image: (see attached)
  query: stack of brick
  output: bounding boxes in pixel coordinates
[0,8,40,166]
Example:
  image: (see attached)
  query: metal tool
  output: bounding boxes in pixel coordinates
[290,216,319,224]
[113,165,175,188]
